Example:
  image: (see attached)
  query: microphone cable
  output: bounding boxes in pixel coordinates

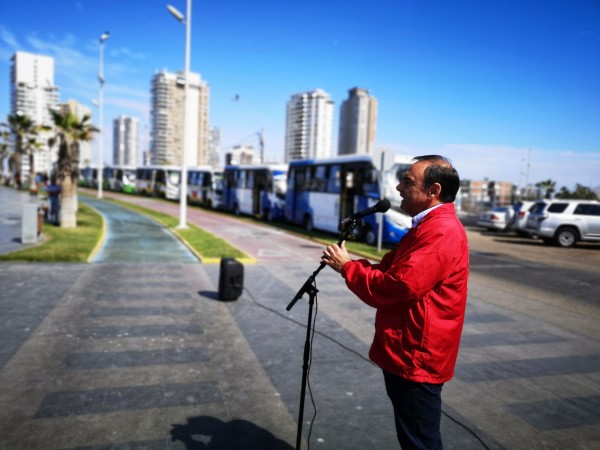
[242,286,491,450]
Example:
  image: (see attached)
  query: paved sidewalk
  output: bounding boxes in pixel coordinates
[1,186,598,449]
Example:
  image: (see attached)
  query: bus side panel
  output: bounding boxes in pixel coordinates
[238,188,253,215]
[310,192,339,233]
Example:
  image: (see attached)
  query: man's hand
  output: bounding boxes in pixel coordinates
[321,241,351,273]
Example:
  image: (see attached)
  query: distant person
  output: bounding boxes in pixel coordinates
[46,177,61,225]
[321,155,469,449]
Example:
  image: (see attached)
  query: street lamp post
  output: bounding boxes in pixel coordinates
[168,0,192,229]
[97,31,110,199]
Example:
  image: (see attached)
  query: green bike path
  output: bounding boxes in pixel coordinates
[82,196,198,264]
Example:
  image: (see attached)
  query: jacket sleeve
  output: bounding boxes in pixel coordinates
[341,225,459,309]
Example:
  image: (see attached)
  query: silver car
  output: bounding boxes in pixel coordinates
[477,206,514,231]
[526,199,600,247]
[509,200,536,236]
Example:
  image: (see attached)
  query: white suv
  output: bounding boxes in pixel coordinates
[526,199,600,247]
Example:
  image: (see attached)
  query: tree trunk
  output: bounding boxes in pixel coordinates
[60,173,77,228]
[29,153,37,195]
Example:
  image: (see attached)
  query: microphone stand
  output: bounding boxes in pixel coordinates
[286,220,358,450]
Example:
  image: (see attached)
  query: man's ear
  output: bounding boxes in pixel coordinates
[430,183,442,198]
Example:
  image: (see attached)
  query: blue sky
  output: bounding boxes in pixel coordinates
[1,0,599,190]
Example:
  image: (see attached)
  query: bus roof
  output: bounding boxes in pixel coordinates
[288,154,374,166]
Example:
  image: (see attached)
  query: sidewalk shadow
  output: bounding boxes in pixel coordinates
[170,415,294,449]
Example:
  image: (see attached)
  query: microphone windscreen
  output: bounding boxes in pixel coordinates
[375,198,391,213]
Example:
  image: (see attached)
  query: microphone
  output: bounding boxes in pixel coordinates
[341,198,391,227]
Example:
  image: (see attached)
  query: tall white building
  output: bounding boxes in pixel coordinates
[150,69,209,166]
[113,115,139,166]
[10,51,59,176]
[207,126,221,168]
[284,89,334,162]
[338,87,378,156]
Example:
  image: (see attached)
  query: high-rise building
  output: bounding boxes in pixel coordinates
[113,115,139,166]
[207,126,221,168]
[150,69,209,166]
[284,89,334,162]
[10,51,59,176]
[338,87,378,156]
[58,100,93,167]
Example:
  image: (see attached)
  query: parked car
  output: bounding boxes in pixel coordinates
[509,200,536,236]
[526,199,600,247]
[477,206,514,231]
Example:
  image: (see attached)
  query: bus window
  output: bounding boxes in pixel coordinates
[236,170,245,189]
[345,171,355,189]
[168,170,180,185]
[314,165,327,192]
[327,165,341,193]
[363,168,380,195]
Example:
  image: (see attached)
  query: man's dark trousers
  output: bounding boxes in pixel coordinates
[383,370,444,449]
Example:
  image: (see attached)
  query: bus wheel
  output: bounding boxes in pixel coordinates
[263,209,273,222]
[366,229,377,246]
[303,214,313,232]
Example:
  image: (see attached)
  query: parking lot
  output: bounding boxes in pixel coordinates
[463,214,600,273]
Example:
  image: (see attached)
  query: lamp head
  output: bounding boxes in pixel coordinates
[99,32,110,43]
[167,5,185,22]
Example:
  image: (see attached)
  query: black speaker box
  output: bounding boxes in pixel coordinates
[218,258,244,301]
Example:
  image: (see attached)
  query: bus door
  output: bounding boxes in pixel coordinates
[254,170,268,216]
[238,170,252,214]
[339,166,358,225]
[223,170,235,210]
[288,167,306,222]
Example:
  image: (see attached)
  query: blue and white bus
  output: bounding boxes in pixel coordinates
[285,155,411,245]
[187,166,223,209]
[222,164,287,221]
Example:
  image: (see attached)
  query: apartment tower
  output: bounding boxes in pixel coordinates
[150,70,210,166]
[338,87,378,156]
[284,89,334,162]
[113,115,139,166]
[10,51,59,176]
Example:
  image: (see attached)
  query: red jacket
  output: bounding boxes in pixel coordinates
[341,203,469,383]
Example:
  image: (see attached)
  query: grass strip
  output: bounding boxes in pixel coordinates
[0,203,102,262]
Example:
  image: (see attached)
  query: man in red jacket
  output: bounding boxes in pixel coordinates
[321,155,469,449]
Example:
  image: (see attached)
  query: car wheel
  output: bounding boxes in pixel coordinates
[553,227,578,248]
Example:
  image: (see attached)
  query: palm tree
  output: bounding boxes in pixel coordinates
[2,113,44,192]
[49,109,98,227]
[0,130,8,185]
[535,179,556,199]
